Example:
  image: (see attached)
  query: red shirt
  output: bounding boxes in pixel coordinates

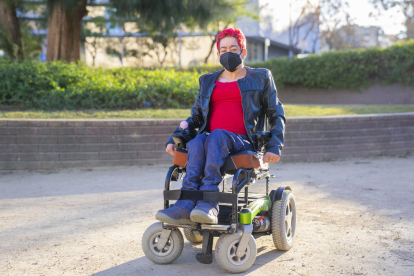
[209,81,247,135]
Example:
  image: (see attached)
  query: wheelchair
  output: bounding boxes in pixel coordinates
[142,121,297,273]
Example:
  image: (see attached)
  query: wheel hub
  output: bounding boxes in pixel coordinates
[227,239,250,266]
[149,232,174,256]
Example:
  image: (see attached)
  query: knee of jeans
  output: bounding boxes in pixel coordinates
[188,134,205,150]
[208,129,227,140]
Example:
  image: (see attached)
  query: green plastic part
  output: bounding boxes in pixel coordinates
[238,196,272,224]
[239,210,253,224]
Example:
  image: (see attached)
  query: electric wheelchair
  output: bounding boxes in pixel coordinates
[142,115,297,273]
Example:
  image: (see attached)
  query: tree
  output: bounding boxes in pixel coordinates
[105,36,153,67]
[201,0,258,64]
[288,0,320,57]
[0,0,44,60]
[329,24,359,50]
[110,0,233,66]
[0,0,23,59]
[371,0,414,39]
[46,0,88,62]
[110,0,180,67]
[84,16,107,67]
[111,0,218,34]
[318,0,351,51]
[151,35,171,67]
[407,16,414,38]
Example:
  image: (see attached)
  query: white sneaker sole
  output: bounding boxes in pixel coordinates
[155,212,196,225]
[190,210,218,224]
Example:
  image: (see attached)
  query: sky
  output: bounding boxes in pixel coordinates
[259,0,406,35]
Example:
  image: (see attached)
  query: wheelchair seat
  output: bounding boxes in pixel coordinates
[173,148,189,168]
[220,150,260,174]
[171,127,270,172]
[173,148,260,173]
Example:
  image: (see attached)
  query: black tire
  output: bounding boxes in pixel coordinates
[183,227,203,243]
[215,232,257,273]
[142,222,184,264]
[271,190,297,250]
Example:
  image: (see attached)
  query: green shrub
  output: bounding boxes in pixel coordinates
[0,40,413,110]
[0,61,199,109]
[194,40,414,90]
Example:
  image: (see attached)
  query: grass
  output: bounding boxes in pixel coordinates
[0,105,413,119]
[285,105,414,117]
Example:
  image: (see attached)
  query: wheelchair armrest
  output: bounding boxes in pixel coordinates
[172,128,198,149]
[172,133,192,149]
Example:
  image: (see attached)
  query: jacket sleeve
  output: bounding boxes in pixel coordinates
[262,70,286,156]
[165,76,205,146]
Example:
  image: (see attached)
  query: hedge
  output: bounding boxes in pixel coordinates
[262,40,414,90]
[0,62,200,109]
[194,40,414,90]
[0,40,413,110]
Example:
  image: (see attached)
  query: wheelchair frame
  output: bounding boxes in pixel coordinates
[162,162,292,264]
[142,114,295,272]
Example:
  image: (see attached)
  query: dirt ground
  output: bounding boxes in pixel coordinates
[1,156,414,276]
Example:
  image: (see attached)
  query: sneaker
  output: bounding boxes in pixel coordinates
[190,201,219,224]
[155,206,194,225]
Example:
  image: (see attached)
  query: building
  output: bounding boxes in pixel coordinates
[335,25,382,50]
[378,34,399,48]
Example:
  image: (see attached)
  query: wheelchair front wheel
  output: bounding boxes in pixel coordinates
[183,227,203,243]
[215,232,257,273]
[271,190,297,250]
[142,222,184,264]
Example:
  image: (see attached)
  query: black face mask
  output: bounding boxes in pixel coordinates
[219,51,243,72]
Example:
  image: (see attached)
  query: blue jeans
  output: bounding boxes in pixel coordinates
[174,129,253,212]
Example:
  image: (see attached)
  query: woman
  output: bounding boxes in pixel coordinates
[156,28,286,225]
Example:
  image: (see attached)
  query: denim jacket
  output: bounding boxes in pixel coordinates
[166,66,286,156]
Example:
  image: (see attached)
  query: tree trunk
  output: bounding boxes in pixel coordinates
[0,0,23,59]
[204,22,230,64]
[204,37,217,64]
[406,17,414,39]
[46,0,87,62]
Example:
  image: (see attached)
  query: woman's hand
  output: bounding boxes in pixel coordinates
[166,143,176,156]
[263,152,280,163]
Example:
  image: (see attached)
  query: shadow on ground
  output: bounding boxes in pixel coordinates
[91,244,287,276]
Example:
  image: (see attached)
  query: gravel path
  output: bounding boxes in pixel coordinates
[1,156,413,276]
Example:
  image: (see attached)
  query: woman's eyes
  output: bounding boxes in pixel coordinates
[221,49,238,54]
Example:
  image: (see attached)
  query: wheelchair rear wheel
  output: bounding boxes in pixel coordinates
[142,222,184,264]
[183,227,203,243]
[215,232,257,273]
[271,190,297,250]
